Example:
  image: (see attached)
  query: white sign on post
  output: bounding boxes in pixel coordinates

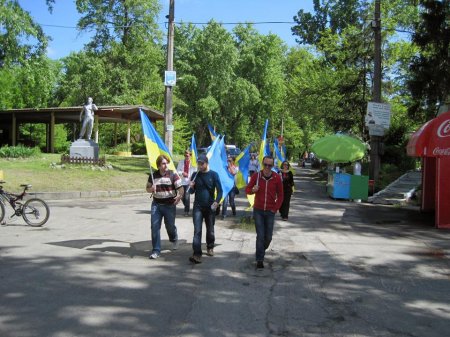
[365,102,391,128]
[366,102,391,136]
[164,71,176,86]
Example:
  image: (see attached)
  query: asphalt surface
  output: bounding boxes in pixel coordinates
[0,167,449,337]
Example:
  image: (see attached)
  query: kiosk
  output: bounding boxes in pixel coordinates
[407,110,450,229]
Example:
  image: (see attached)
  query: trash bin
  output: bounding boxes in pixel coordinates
[350,175,369,200]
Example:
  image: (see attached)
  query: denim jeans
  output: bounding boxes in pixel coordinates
[253,208,275,262]
[192,205,215,256]
[151,201,177,254]
[222,188,236,216]
[181,185,191,213]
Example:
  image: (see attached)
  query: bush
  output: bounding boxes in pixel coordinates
[131,142,146,155]
[106,143,131,154]
[0,145,41,158]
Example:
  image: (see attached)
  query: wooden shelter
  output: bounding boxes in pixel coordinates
[0,105,164,153]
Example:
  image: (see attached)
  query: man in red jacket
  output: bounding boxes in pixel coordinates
[246,155,284,269]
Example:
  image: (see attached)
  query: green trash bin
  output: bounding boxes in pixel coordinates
[350,175,369,200]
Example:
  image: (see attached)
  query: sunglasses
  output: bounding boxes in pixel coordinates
[263,163,273,168]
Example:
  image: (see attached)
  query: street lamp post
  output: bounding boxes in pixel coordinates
[164,0,175,153]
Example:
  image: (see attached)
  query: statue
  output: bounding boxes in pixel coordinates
[79,97,98,140]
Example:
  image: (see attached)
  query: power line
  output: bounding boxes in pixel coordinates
[37,20,298,30]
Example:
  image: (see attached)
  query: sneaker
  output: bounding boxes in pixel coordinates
[221,215,226,220]
[189,255,202,264]
[184,212,189,217]
[172,240,179,250]
[256,261,264,269]
[149,252,160,259]
[282,217,288,221]
[206,248,214,256]
[232,210,236,216]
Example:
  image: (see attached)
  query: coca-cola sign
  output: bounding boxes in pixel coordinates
[432,147,450,156]
[437,119,450,138]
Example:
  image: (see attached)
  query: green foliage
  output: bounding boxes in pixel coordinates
[0,0,48,67]
[408,0,450,121]
[0,145,41,158]
[75,0,162,50]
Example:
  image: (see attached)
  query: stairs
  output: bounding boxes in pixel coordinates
[369,170,422,205]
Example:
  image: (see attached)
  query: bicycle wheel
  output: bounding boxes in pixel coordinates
[0,202,5,224]
[22,198,50,227]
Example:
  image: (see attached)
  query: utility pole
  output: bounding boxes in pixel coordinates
[164,0,175,153]
[369,0,382,182]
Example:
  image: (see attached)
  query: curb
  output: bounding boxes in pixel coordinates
[28,189,146,201]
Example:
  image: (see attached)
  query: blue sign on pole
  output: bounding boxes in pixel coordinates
[164,71,176,86]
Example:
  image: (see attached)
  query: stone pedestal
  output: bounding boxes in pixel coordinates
[70,139,99,159]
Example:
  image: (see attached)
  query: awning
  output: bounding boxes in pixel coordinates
[407,110,450,157]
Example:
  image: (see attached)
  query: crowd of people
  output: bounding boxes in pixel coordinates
[145,151,295,269]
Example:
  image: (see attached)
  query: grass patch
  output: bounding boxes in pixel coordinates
[0,154,150,193]
[231,215,255,232]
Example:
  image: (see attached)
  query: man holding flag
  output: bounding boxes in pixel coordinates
[146,155,184,260]
[188,154,222,264]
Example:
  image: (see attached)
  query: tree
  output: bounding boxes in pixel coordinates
[74,0,162,50]
[0,0,49,67]
[408,0,450,121]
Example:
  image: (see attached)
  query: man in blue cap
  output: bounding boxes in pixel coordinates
[188,154,222,264]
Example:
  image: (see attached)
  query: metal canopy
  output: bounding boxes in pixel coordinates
[0,105,164,124]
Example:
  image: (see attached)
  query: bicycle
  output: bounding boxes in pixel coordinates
[0,181,50,227]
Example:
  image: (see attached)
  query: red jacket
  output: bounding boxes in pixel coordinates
[245,171,284,212]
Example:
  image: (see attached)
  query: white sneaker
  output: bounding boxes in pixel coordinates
[149,252,160,259]
[172,240,179,250]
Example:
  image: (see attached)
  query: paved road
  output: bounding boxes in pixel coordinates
[1,168,449,337]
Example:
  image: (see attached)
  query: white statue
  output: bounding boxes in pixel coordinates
[79,97,98,140]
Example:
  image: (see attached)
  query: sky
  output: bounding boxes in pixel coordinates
[18,0,314,59]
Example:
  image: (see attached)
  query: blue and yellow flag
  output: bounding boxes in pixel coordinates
[235,144,251,189]
[139,109,176,171]
[207,136,235,204]
[274,138,285,168]
[190,133,198,168]
[281,143,287,160]
[208,124,218,141]
[258,119,270,167]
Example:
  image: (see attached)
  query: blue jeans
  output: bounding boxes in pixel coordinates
[192,205,215,256]
[222,188,236,217]
[253,208,275,262]
[151,202,177,254]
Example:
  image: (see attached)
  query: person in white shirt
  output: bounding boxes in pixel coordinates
[177,150,197,216]
[248,154,259,178]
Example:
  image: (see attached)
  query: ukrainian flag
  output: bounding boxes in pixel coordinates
[190,133,198,168]
[235,144,251,189]
[281,143,287,160]
[207,136,235,204]
[274,138,285,168]
[139,109,176,171]
[258,119,270,167]
[208,124,218,141]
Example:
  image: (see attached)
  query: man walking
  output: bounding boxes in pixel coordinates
[245,156,284,269]
[146,155,183,259]
[177,150,197,216]
[188,154,222,264]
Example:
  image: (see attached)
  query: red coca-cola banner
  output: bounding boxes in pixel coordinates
[407,110,450,157]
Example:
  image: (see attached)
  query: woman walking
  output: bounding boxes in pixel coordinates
[279,161,294,220]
